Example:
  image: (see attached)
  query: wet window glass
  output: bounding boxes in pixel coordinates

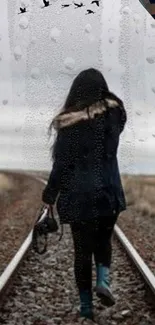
[1,1,155,324]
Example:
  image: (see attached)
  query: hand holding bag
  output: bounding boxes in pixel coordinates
[32,205,59,254]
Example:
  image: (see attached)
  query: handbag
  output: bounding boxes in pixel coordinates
[32,205,60,255]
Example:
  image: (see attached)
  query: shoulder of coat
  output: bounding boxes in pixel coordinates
[52,97,120,129]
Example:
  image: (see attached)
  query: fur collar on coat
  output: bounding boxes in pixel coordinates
[52,97,122,130]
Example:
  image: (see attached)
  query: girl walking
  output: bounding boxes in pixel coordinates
[42,68,127,320]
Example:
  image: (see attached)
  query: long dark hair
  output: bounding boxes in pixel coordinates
[48,68,109,160]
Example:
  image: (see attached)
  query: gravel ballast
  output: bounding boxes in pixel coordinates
[0,171,45,275]
[118,175,155,276]
[0,223,155,325]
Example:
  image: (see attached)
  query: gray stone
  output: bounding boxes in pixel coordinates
[52,317,62,324]
[112,313,124,321]
[121,309,131,316]
[28,290,36,298]
[36,286,47,293]
[139,321,153,325]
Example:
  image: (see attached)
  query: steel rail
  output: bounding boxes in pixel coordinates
[0,198,47,298]
[0,174,155,302]
[114,224,155,295]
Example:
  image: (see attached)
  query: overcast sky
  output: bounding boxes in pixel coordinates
[0,0,155,174]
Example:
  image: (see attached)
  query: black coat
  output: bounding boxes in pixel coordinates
[42,93,127,225]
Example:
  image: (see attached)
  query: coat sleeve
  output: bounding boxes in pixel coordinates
[42,160,62,205]
[104,104,127,160]
[42,130,64,205]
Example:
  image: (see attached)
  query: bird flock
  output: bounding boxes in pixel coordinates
[18,0,100,15]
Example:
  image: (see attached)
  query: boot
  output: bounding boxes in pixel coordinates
[79,289,94,320]
[96,264,115,306]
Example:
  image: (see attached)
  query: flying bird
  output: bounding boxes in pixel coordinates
[85,9,95,14]
[91,0,100,7]
[73,2,85,8]
[61,4,71,7]
[41,0,52,8]
[43,0,49,6]
[18,7,27,14]
[91,0,99,6]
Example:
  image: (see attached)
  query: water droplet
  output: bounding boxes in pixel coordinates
[133,13,141,23]
[31,67,40,79]
[136,111,141,116]
[0,35,2,41]
[85,24,92,33]
[109,36,115,44]
[151,23,155,29]
[146,56,155,64]
[152,87,155,94]
[14,46,22,61]
[135,26,140,34]
[64,57,75,70]
[0,53,2,61]
[152,134,155,138]
[50,27,61,42]
[121,6,131,15]
[3,99,8,105]
[31,36,37,44]
[19,16,29,29]
[108,28,115,33]
[15,126,22,132]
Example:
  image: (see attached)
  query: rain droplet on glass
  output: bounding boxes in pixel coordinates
[121,6,132,15]
[19,16,29,30]
[0,53,2,61]
[151,23,155,29]
[50,27,61,42]
[31,36,37,44]
[135,26,140,34]
[31,67,40,79]
[15,126,22,132]
[109,37,114,44]
[133,13,141,23]
[108,28,115,33]
[146,56,155,64]
[152,134,155,137]
[14,46,22,61]
[151,87,155,94]
[64,57,75,71]
[136,111,141,116]
[3,99,8,105]
[85,24,92,33]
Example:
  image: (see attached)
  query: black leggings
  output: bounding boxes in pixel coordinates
[70,214,118,291]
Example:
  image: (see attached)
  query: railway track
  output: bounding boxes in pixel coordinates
[0,175,155,325]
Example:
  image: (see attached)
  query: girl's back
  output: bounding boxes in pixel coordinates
[46,92,126,224]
